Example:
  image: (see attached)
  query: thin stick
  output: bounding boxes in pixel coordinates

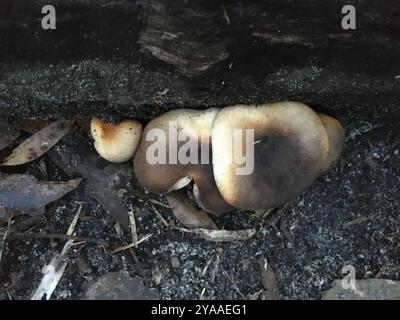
[201,256,214,276]
[149,198,171,209]
[66,204,82,236]
[222,270,247,300]
[260,208,274,219]
[0,217,12,263]
[150,204,169,228]
[110,233,153,254]
[176,227,256,242]
[31,204,83,300]
[128,210,138,248]
[199,287,206,300]
[12,232,105,245]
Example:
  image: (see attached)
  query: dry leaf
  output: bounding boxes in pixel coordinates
[178,227,256,241]
[47,134,131,227]
[166,191,217,230]
[258,256,280,300]
[1,119,74,166]
[0,122,20,151]
[0,173,81,218]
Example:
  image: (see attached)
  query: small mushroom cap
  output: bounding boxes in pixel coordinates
[318,113,345,172]
[133,108,233,214]
[212,102,330,210]
[91,118,142,163]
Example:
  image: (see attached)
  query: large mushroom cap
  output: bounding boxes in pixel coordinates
[211,102,330,210]
[133,108,233,214]
[91,118,142,163]
[317,113,345,172]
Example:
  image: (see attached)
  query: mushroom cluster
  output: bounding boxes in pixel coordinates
[91,102,344,214]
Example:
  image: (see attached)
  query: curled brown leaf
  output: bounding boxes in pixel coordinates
[166,191,217,230]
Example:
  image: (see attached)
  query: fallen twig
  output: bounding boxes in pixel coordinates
[343,215,372,228]
[254,208,274,219]
[177,227,256,242]
[66,206,82,236]
[210,251,221,282]
[109,233,153,254]
[148,198,171,209]
[0,217,12,263]
[150,204,169,228]
[31,205,83,300]
[199,287,206,300]
[128,210,138,248]
[12,232,105,245]
[222,269,247,300]
[201,256,214,276]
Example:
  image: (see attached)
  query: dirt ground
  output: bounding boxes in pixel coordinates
[0,103,399,300]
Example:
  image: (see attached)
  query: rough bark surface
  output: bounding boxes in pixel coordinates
[0,0,399,121]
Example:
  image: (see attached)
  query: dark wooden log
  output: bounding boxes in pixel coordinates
[0,0,399,121]
[139,0,228,76]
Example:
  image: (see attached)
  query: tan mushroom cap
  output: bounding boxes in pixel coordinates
[317,113,345,172]
[211,102,330,210]
[91,118,142,163]
[133,108,233,214]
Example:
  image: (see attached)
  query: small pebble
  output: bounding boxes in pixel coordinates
[171,256,181,269]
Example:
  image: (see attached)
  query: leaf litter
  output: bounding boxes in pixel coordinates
[166,190,218,230]
[0,173,81,219]
[47,133,133,227]
[1,119,74,166]
[258,256,280,300]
